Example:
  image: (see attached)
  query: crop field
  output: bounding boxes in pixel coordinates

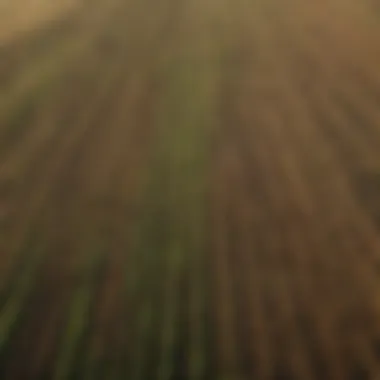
[1,0,380,378]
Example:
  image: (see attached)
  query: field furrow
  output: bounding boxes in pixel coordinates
[1,0,380,378]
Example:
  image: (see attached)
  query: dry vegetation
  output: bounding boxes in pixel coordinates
[1,0,380,379]
[0,0,79,45]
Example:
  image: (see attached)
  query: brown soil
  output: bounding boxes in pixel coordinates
[1,0,380,378]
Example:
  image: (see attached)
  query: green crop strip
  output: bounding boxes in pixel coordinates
[53,234,107,380]
[122,38,222,379]
[0,231,47,360]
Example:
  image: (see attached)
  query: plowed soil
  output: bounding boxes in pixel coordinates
[1,0,380,379]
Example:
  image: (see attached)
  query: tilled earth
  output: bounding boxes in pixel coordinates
[1,0,380,379]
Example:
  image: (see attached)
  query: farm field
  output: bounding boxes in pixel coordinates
[1,0,380,378]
